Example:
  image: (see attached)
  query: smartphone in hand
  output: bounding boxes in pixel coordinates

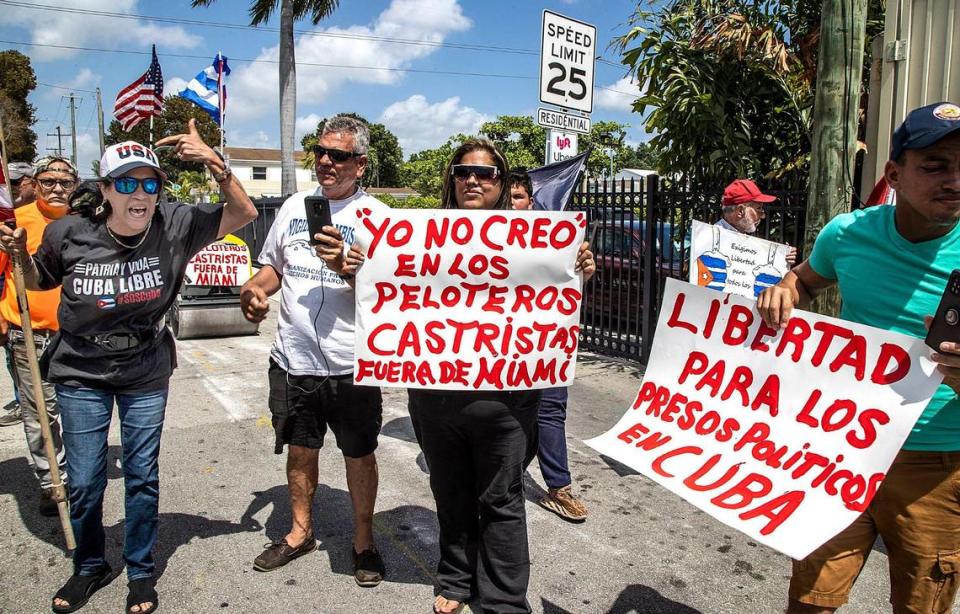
[304,195,332,246]
[925,269,960,351]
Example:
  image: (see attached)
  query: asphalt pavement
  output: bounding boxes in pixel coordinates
[0,297,892,613]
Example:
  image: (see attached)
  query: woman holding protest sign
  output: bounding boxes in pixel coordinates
[0,120,257,614]
[405,139,595,614]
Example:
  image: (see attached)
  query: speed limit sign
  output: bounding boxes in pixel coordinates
[539,10,596,114]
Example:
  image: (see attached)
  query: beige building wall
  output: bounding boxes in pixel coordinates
[863,0,960,193]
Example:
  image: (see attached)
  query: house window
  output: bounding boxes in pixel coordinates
[252,166,267,180]
[310,169,317,181]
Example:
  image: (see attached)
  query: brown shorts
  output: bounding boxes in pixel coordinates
[789,450,960,612]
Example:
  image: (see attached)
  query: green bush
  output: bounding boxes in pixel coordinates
[375,194,441,209]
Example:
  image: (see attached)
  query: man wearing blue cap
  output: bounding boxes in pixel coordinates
[758,101,960,613]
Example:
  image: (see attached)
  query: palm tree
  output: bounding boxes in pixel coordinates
[191,0,340,196]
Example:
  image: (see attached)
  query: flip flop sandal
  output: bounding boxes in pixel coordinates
[126,578,159,614]
[51,565,113,613]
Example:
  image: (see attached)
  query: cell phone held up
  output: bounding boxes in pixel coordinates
[925,269,960,352]
[304,195,332,246]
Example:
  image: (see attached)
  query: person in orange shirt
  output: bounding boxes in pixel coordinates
[0,156,76,516]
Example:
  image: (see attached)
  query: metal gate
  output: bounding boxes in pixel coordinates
[568,177,806,362]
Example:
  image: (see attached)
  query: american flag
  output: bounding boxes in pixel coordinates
[113,45,164,131]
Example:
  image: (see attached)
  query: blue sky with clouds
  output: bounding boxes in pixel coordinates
[2,0,647,173]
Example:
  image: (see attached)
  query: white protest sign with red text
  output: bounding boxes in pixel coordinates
[353,207,586,391]
[586,279,942,559]
[185,235,253,287]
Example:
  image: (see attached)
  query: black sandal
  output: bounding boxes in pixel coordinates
[51,565,113,613]
[126,578,158,614]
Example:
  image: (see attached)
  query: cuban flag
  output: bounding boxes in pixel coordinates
[178,54,230,125]
[753,270,783,297]
[696,252,728,291]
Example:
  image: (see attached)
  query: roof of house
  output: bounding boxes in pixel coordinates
[224,147,307,163]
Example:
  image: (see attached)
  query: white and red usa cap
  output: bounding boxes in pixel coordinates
[99,141,167,180]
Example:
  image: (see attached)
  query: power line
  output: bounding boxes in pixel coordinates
[0,0,624,67]
[36,81,97,94]
[7,40,639,97]
[3,39,531,81]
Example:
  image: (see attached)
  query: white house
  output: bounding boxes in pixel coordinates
[224,147,317,197]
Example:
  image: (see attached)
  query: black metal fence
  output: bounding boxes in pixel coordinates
[235,197,284,259]
[568,177,806,363]
[247,180,806,365]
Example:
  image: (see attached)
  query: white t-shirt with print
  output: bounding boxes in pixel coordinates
[258,187,387,376]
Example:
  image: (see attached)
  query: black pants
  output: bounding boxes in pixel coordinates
[408,389,540,614]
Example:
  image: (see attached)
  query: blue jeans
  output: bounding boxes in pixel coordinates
[57,385,168,580]
[537,386,571,489]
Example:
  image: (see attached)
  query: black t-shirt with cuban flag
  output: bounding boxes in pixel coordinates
[33,201,223,392]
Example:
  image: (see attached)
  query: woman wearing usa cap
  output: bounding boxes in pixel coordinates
[0,119,256,614]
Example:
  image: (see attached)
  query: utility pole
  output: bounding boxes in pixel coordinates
[68,93,79,167]
[46,126,70,158]
[804,0,868,316]
[95,88,105,156]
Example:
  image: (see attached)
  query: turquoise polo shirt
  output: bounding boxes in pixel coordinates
[808,205,960,451]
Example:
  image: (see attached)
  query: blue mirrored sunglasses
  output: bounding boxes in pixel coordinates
[113,176,161,195]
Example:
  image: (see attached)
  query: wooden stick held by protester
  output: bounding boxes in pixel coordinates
[0,113,76,550]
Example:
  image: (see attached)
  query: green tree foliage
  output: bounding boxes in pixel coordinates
[164,170,214,203]
[614,0,885,188]
[478,116,546,170]
[478,115,642,177]
[397,116,649,197]
[106,96,222,183]
[398,136,466,199]
[300,112,404,187]
[0,50,38,161]
[374,194,441,210]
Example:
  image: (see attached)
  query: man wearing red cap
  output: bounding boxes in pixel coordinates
[758,101,960,613]
[718,179,797,266]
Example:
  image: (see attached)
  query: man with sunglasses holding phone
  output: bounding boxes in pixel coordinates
[0,156,77,516]
[240,115,388,587]
[718,179,797,267]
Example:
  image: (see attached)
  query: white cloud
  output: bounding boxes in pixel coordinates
[165,77,189,96]
[40,68,101,99]
[226,0,472,123]
[595,76,644,112]
[74,133,103,179]
[226,129,274,149]
[379,95,490,155]
[296,113,324,143]
[6,0,200,61]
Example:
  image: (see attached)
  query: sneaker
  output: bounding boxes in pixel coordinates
[353,546,385,588]
[540,485,588,522]
[0,405,21,427]
[39,489,60,517]
[252,536,317,572]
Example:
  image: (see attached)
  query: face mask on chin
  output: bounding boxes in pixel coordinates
[36,196,70,220]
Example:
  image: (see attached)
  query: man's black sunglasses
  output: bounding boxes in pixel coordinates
[311,145,362,163]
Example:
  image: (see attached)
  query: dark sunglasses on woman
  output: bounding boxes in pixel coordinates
[312,145,362,163]
[451,164,499,182]
[113,176,161,195]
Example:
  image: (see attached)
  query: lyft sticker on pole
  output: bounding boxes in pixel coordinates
[353,208,586,390]
[586,279,942,559]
